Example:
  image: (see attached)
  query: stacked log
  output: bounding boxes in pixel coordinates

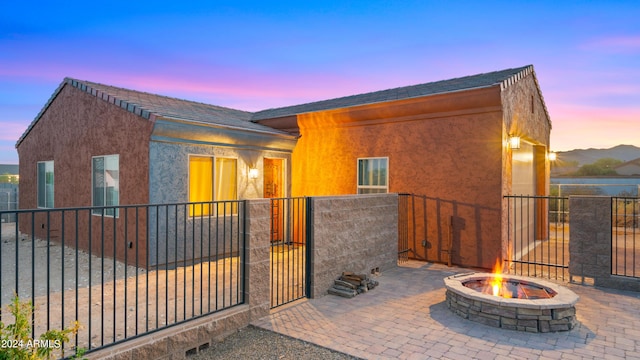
[328,272,379,298]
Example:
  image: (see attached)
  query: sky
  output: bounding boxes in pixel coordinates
[1,1,639,164]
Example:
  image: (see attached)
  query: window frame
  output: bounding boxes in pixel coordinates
[37,160,54,208]
[356,157,389,194]
[188,155,239,217]
[92,154,120,217]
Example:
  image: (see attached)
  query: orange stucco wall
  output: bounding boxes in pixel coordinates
[291,87,507,269]
[17,84,153,266]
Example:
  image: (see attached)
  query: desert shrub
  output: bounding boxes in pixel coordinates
[613,199,639,228]
[0,296,84,360]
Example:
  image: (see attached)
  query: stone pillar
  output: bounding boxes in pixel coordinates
[569,196,611,284]
[244,199,271,319]
[569,196,640,291]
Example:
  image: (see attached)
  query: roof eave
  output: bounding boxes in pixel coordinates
[15,78,70,148]
[252,83,501,122]
[156,115,299,140]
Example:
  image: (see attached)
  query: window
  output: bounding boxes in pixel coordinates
[37,161,54,208]
[92,155,119,216]
[357,157,388,194]
[189,156,237,216]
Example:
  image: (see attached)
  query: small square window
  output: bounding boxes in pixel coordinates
[357,157,388,194]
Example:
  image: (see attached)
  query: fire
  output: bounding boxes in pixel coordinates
[489,259,512,298]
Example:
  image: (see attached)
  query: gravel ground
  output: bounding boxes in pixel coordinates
[188,325,362,360]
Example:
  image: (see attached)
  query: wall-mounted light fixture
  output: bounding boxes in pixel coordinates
[509,135,521,150]
[248,167,259,180]
[548,152,557,161]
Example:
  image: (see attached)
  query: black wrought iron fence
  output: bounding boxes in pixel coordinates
[505,195,569,281]
[0,201,245,357]
[612,197,640,278]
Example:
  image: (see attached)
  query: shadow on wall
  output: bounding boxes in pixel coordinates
[399,194,501,269]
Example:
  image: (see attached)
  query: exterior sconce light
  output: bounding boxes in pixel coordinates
[548,152,557,161]
[509,136,521,150]
[248,167,259,180]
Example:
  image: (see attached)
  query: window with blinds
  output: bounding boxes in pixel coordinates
[357,157,388,194]
[189,156,237,216]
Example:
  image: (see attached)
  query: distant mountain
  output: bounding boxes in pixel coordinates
[555,145,640,167]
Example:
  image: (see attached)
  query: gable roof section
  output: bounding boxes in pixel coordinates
[252,65,538,121]
[616,157,640,168]
[16,78,290,147]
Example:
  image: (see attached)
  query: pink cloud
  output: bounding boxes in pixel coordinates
[0,121,29,141]
[580,36,640,53]
[0,144,18,164]
[1,58,374,111]
[549,104,640,151]
[79,70,381,112]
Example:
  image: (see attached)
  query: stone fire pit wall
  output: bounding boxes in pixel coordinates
[444,274,579,333]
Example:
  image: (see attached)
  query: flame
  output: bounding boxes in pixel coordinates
[490,259,503,297]
[488,259,512,298]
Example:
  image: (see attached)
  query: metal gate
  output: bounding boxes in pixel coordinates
[270,197,311,308]
[505,195,569,281]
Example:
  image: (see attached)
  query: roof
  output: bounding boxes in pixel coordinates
[616,157,640,168]
[252,65,536,120]
[16,78,291,147]
[16,65,548,147]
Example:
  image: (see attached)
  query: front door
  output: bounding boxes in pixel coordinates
[264,158,285,242]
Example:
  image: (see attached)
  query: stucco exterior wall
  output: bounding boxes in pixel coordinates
[292,88,505,269]
[500,73,552,260]
[500,72,551,198]
[17,84,153,265]
[149,141,291,204]
[147,141,292,267]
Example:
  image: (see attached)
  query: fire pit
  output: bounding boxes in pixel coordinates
[444,272,579,332]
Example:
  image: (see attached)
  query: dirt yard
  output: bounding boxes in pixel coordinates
[0,222,241,354]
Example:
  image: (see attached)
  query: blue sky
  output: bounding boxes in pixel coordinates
[1,1,639,164]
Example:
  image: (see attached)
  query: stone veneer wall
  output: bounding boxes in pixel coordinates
[89,200,271,360]
[308,194,398,298]
[569,196,640,291]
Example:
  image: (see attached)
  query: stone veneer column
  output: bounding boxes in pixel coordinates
[569,196,611,285]
[569,196,640,291]
[244,199,271,319]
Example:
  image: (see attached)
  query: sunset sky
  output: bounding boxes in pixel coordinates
[1,1,639,164]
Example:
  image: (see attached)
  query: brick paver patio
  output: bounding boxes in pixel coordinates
[253,261,640,359]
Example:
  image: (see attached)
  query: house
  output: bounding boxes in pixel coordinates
[615,158,640,176]
[255,65,552,269]
[16,78,297,267]
[16,65,551,269]
[0,164,19,222]
[0,164,19,183]
[0,164,19,175]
